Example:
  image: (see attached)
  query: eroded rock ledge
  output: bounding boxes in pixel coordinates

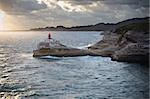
[33,47,91,57]
[33,31,149,64]
[88,30,149,63]
[34,29,149,64]
[33,18,149,64]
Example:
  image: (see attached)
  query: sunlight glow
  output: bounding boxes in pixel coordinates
[36,0,89,12]
[0,9,25,30]
[0,10,5,30]
[57,1,87,12]
[4,15,24,30]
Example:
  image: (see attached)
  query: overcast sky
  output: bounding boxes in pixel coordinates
[0,0,149,30]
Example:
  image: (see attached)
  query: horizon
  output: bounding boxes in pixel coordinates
[0,0,149,30]
[0,17,149,31]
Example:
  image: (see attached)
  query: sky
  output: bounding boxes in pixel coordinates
[0,0,149,30]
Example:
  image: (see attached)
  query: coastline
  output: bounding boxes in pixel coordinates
[33,17,149,64]
[88,20,149,64]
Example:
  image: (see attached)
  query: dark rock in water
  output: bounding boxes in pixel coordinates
[94,77,99,79]
[1,75,8,78]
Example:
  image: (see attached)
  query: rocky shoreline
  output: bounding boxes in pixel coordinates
[33,17,149,64]
[88,18,149,64]
[88,30,149,64]
[33,47,90,57]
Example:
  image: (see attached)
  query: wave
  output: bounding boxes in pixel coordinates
[38,56,62,60]
[0,45,13,48]
[76,43,93,49]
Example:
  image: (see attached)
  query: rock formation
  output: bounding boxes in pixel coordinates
[33,47,90,57]
[33,17,149,64]
[89,19,149,63]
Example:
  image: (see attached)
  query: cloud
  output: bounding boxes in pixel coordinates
[0,0,149,30]
[86,0,149,7]
[36,0,94,12]
[0,0,47,15]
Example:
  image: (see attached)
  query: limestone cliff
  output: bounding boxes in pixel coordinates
[89,18,149,63]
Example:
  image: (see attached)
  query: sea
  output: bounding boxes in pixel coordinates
[0,31,149,99]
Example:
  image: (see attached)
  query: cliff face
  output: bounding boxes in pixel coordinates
[112,30,149,63]
[89,18,149,64]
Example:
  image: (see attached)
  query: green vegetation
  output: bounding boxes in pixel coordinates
[114,22,149,43]
[114,22,149,34]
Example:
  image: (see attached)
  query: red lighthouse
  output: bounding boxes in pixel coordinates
[48,33,51,39]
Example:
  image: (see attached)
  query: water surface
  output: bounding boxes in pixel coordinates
[0,31,149,99]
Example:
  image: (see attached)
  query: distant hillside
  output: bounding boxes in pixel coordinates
[30,17,149,31]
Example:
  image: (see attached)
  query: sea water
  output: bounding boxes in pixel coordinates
[0,31,148,99]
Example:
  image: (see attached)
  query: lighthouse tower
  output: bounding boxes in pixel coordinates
[48,33,51,39]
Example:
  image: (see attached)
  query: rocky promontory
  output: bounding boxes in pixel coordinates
[89,17,149,63]
[33,47,90,57]
[33,17,149,64]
